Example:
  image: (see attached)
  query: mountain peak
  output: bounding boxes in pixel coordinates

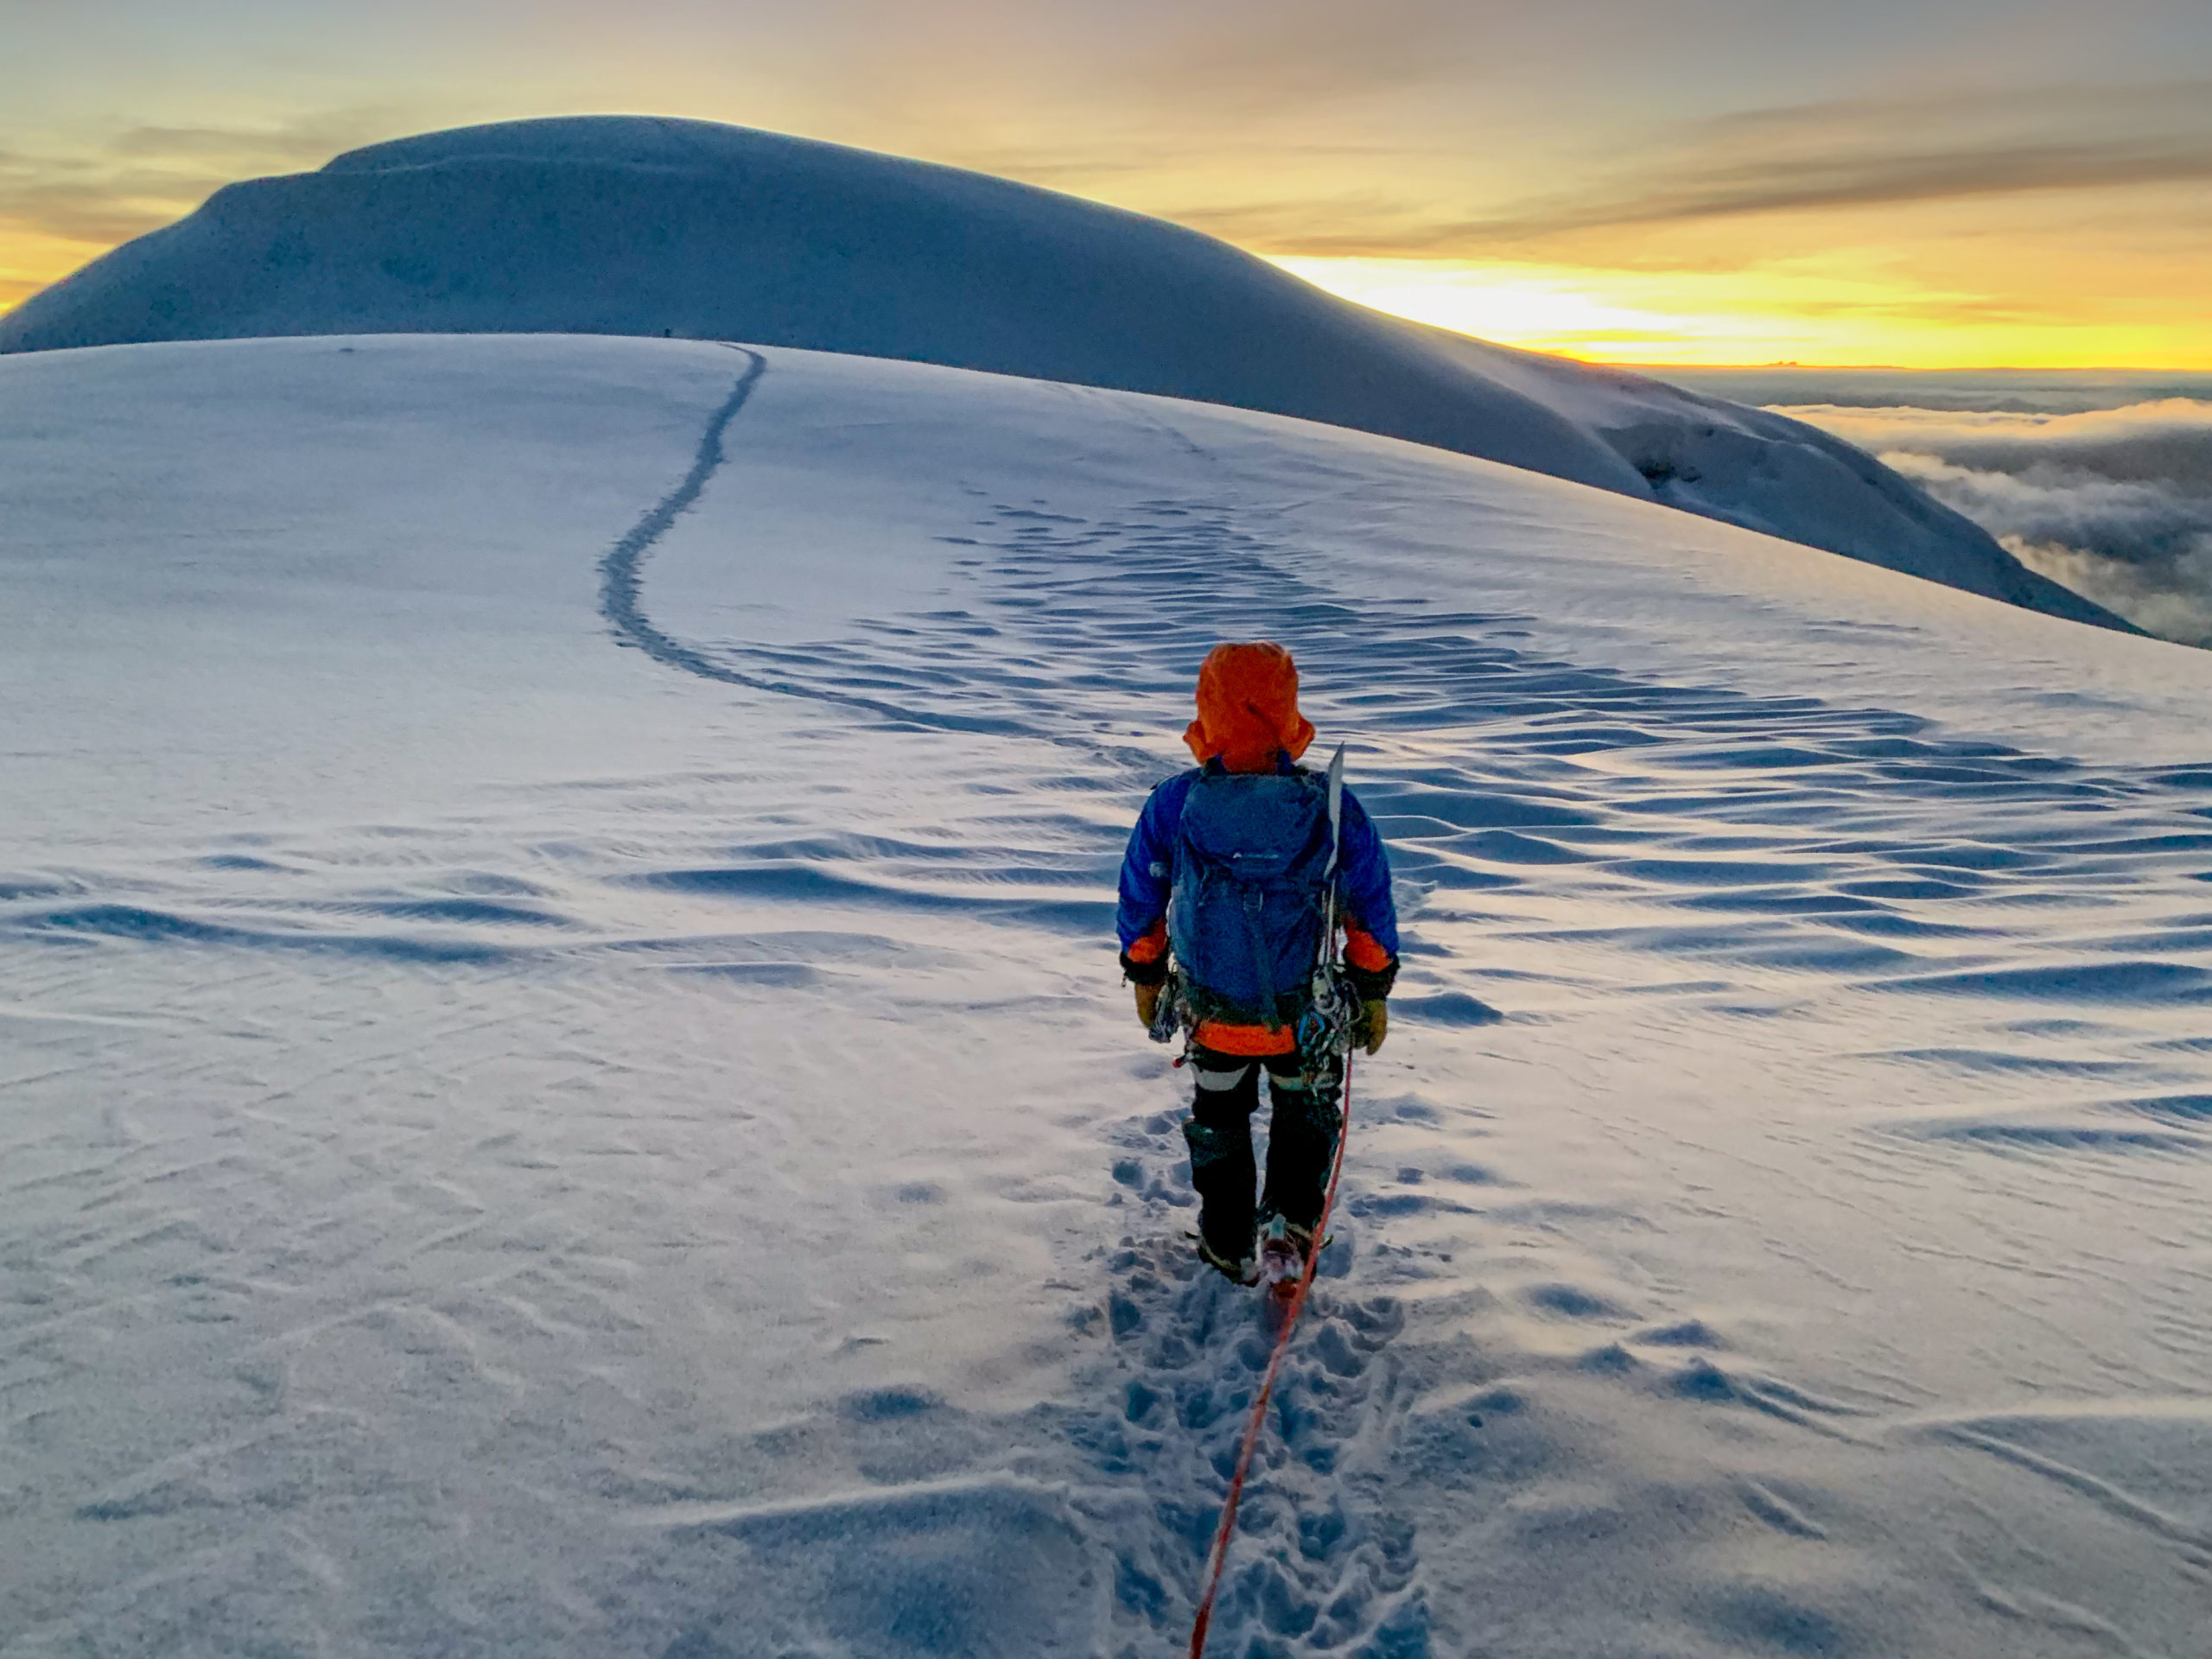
[0,116,2126,631]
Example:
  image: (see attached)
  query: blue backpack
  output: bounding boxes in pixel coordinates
[1166,768,1337,1029]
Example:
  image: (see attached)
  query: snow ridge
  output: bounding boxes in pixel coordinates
[0,115,2124,631]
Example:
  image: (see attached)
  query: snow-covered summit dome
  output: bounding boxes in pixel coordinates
[0,116,2122,630]
[320,115,858,173]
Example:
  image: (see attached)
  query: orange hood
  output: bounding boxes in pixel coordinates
[1183,641,1316,773]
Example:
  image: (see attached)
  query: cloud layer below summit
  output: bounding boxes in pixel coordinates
[1777,397,2212,644]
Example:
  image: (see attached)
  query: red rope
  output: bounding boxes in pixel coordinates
[1187,1050,1356,1658]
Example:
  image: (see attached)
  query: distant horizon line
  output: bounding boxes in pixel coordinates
[1606,360,2212,375]
[0,301,2206,379]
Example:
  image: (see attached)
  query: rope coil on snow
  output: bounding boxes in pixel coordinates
[1187,1051,1355,1657]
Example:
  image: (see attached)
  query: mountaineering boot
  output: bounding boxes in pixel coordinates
[1195,1235,1259,1285]
[1183,1116,1257,1278]
[1257,1213,1319,1294]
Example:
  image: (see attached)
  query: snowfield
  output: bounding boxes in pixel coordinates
[0,117,2118,633]
[3,334,2212,1658]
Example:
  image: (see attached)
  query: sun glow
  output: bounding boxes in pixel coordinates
[1266,256,2212,370]
[0,231,104,315]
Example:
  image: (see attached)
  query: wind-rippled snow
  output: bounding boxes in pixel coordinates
[3,335,2210,1657]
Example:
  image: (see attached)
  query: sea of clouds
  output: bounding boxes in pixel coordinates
[1780,398,2212,646]
[1659,369,2212,646]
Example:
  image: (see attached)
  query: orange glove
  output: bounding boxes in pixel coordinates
[1361,999,1389,1056]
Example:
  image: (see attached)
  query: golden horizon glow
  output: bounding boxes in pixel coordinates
[1267,257,2212,372]
[1,232,105,315]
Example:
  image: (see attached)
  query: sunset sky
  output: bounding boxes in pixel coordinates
[5,0,2209,366]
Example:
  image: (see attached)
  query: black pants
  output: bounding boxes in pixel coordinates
[1182,1045,1344,1258]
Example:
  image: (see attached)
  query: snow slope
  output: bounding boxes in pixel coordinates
[0,116,2120,632]
[5,334,2212,1657]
